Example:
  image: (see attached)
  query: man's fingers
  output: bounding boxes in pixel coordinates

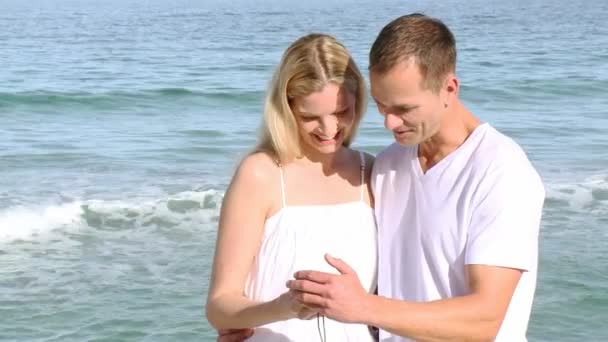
[291,290,327,308]
[218,329,250,334]
[325,253,355,275]
[293,270,333,283]
[217,329,254,342]
[286,279,327,295]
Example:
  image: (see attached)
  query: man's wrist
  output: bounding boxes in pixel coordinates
[358,292,380,325]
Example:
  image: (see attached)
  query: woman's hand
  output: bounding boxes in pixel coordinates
[274,291,319,320]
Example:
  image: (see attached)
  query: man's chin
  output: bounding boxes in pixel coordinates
[394,137,418,147]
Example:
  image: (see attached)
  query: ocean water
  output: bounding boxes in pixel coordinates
[1,0,607,340]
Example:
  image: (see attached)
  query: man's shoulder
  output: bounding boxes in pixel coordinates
[374,143,413,169]
[474,124,534,169]
[474,124,544,193]
[371,143,414,198]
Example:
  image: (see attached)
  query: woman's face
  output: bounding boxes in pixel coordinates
[291,83,356,156]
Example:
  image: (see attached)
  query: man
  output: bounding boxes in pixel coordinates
[218,13,545,342]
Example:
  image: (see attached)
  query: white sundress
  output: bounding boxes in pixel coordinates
[245,152,378,342]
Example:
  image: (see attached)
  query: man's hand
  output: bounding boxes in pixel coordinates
[286,254,371,323]
[217,328,254,342]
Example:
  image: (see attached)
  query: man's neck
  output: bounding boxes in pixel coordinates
[418,101,480,173]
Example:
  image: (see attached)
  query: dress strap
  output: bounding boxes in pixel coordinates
[278,162,286,208]
[359,151,365,202]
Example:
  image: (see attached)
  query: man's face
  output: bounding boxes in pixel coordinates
[370,60,446,146]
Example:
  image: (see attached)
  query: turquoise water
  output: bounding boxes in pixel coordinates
[1,0,607,340]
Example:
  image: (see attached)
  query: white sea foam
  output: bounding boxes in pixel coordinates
[545,173,608,215]
[0,189,224,243]
[3,174,605,244]
[0,202,84,242]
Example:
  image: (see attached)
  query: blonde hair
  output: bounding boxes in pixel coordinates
[255,33,367,164]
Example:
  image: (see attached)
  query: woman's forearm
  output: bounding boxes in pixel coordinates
[206,294,292,330]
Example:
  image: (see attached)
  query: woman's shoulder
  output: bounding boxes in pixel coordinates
[232,151,280,188]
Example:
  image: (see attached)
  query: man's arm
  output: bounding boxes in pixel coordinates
[362,265,522,342]
[289,256,522,342]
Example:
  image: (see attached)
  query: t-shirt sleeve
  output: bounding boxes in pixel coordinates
[465,161,545,271]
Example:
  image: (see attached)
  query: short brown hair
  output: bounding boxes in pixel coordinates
[369,13,456,92]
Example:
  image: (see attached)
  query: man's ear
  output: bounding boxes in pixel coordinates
[443,73,459,107]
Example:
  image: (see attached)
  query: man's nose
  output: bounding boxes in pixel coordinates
[384,113,402,131]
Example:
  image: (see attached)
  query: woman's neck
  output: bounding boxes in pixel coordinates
[295,146,350,173]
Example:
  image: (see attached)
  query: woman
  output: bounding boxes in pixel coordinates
[206,33,377,341]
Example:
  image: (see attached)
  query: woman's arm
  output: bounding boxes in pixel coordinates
[205,153,297,330]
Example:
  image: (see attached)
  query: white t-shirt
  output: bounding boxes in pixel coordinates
[372,123,545,342]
